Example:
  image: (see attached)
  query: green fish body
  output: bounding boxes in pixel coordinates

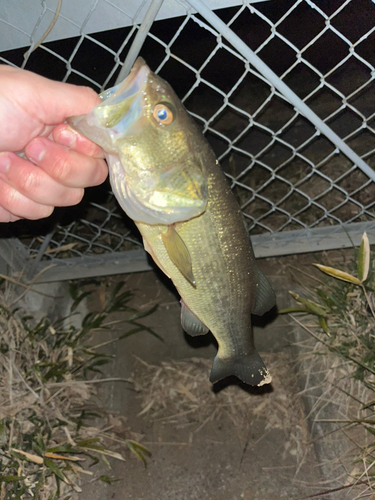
[69,58,275,386]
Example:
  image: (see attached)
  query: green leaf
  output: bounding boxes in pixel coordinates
[126,320,164,342]
[358,232,370,283]
[318,316,330,335]
[44,458,69,483]
[70,291,92,313]
[126,440,151,465]
[80,445,125,461]
[278,306,310,315]
[46,444,77,454]
[288,292,328,317]
[100,454,111,468]
[313,264,361,285]
[128,304,158,321]
[0,475,25,483]
[33,436,46,455]
[80,357,111,376]
[364,425,375,437]
[68,282,79,300]
[118,326,144,340]
[105,282,133,313]
[85,453,100,466]
[81,312,106,330]
[362,400,375,410]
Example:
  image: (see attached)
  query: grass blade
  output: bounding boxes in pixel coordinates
[126,440,151,465]
[313,264,361,285]
[358,232,370,283]
[288,291,328,316]
[10,448,43,465]
[44,457,69,483]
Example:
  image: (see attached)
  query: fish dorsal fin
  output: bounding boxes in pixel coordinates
[181,300,209,336]
[252,269,276,316]
[161,226,196,287]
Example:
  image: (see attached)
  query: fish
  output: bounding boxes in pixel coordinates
[68,57,276,386]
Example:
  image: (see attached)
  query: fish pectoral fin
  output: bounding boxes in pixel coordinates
[181,301,209,336]
[252,269,276,316]
[209,350,272,387]
[161,226,196,287]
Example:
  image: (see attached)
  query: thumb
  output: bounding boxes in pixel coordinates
[38,78,102,124]
[1,66,102,124]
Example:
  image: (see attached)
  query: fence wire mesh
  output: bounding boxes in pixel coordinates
[0,0,374,272]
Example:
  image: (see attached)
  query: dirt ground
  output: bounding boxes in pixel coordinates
[75,255,341,500]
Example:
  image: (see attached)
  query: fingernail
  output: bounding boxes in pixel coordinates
[57,128,76,148]
[27,140,46,162]
[0,153,11,174]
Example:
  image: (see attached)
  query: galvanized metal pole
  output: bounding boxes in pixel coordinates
[116,0,165,84]
[186,0,375,183]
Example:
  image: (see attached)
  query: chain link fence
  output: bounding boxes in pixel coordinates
[0,0,374,282]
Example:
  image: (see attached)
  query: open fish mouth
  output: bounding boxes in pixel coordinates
[68,58,150,149]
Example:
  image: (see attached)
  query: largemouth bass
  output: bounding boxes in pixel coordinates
[68,58,275,386]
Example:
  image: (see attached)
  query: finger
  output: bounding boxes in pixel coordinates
[12,67,103,124]
[0,206,22,223]
[52,123,105,159]
[0,177,54,220]
[0,152,84,207]
[25,137,108,189]
[40,80,102,122]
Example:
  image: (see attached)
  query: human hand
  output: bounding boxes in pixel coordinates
[0,65,108,222]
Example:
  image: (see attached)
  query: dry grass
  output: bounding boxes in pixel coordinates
[294,320,375,499]
[286,241,375,499]
[133,351,311,469]
[0,279,154,500]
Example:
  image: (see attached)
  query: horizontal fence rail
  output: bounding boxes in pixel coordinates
[0,0,374,282]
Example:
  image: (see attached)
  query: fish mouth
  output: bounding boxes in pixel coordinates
[68,58,150,148]
[96,58,149,129]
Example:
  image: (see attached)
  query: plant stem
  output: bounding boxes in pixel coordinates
[362,284,375,319]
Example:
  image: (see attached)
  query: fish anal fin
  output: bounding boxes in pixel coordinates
[252,269,276,316]
[209,350,272,387]
[181,300,209,336]
[161,226,195,287]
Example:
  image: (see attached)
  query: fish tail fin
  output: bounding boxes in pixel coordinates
[209,351,272,387]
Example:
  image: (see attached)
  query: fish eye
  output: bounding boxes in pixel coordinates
[153,103,174,125]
